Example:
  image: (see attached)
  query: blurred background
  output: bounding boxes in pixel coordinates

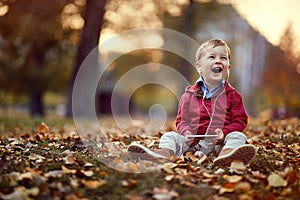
[0,0,300,120]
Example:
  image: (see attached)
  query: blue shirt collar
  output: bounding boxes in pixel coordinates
[196,76,225,99]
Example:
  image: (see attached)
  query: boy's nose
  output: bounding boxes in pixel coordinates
[215,57,222,63]
[215,59,222,64]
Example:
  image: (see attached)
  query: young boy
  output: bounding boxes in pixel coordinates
[128,39,256,167]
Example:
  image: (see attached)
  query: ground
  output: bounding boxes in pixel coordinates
[0,117,299,200]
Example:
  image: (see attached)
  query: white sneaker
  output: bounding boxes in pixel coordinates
[127,144,166,162]
[213,144,257,167]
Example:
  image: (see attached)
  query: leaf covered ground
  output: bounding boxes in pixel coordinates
[0,117,300,200]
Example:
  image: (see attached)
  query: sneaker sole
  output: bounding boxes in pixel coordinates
[213,144,257,167]
[128,144,166,161]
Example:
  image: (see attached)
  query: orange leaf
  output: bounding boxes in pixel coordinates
[84,180,105,189]
[62,166,76,174]
[38,122,49,134]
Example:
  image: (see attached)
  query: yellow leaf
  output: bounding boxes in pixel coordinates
[197,154,207,165]
[162,163,177,174]
[223,174,243,183]
[230,160,246,173]
[62,165,76,174]
[267,173,288,187]
[219,187,234,195]
[18,173,33,181]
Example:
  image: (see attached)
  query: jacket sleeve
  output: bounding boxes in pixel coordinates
[175,93,193,136]
[222,92,248,136]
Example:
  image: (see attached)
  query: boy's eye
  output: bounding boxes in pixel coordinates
[221,56,228,60]
[208,55,214,59]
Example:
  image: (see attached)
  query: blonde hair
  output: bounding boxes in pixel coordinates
[196,39,231,61]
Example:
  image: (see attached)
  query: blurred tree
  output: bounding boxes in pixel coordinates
[65,0,107,117]
[259,24,300,117]
[163,0,197,86]
[96,0,190,115]
[0,0,78,116]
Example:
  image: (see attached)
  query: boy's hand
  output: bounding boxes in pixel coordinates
[184,130,200,147]
[214,128,224,144]
[185,137,200,147]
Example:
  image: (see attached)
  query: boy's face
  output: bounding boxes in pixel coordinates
[197,45,230,85]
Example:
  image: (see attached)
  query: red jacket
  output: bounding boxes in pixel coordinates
[176,82,248,137]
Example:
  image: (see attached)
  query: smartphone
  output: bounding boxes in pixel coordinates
[186,135,218,138]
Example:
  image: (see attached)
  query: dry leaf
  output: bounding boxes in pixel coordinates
[214,168,225,174]
[39,122,49,134]
[62,165,76,174]
[84,180,105,189]
[45,170,64,178]
[63,154,77,165]
[197,154,207,165]
[81,170,94,177]
[165,174,175,182]
[18,172,33,181]
[219,187,235,195]
[267,173,288,187]
[234,181,252,193]
[162,163,177,174]
[152,187,179,200]
[84,162,94,167]
[223,175,243,183]
[121,179,137,188]
[29,153,45,161]
[230,160,246,173]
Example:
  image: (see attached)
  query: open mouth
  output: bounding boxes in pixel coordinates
[211,67,223,73]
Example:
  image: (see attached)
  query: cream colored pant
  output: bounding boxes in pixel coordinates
[158,131,247,158]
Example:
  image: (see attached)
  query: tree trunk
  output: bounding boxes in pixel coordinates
[180,0,195,85]
[66,0,107,117]
[29,91,44,116]
[29,45,45,116]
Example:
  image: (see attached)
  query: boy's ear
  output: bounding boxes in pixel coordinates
[196,62,201,74]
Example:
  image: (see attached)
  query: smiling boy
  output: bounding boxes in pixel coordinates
[128,39,257,167]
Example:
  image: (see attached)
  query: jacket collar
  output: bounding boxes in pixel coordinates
[196,76,225,99]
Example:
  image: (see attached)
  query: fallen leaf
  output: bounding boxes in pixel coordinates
[162,163,177,174]
[84,162,94,168]
[81,170,94,177]
[165,174,175,182]
[29,153,45,161]
[230,160,246,173]
[152,187,179,200]
[18,172,33,181]
[197,154,207,165]
[121,179,137,188]
[223,175,243,183]
[62,165,76,174]
[84,180,105,189]
[214,168,225,174]
[234,181,252,193]
[267,173,288,187]
[63,154,77,165]
[180,180,196,187]
[39,122,49,134]
[219,187,235,195]
[45,170,64,178]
